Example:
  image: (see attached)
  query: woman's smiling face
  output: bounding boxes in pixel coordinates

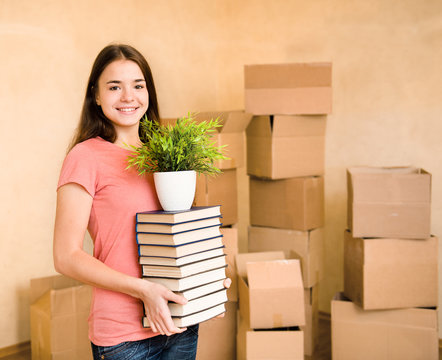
[95,59,149,132]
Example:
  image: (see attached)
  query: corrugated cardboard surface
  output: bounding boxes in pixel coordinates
[196,301,237,360]
[347,167,431,239]
[236,252,305,329]
[237,313,304,360]
[248,226,323,288]
[249,176,324,230]
[194,111,252,169]
[244,62,332,115]
[220,227,239,301]
[331,292,438,360]
[344,230,438,310]
[300,286,319,356]
[195,169,237,225]
[160,111,252,169]
[30,275,92,360]
[246,115,326,179]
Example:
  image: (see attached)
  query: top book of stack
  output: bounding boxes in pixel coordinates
[136,205,221,224]
[244,62,332,116]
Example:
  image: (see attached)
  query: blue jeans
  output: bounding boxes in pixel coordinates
[91,324,199,360]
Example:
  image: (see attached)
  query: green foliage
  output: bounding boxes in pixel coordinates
[127,113,228,175]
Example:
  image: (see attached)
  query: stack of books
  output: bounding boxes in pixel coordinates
[136,205,228,328]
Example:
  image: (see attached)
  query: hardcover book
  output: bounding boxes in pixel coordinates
[136,224,221,245]
[138,236,224,257]
[143,303,226,328]
[136,216,221,234]
[139,247,225,267]
[142,255,227,278]
[136,206,221,224]
[168,289,228,316]
[174,279,226,301]
[145,266,227,292]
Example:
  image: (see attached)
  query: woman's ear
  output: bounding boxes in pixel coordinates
[95,95,101,106]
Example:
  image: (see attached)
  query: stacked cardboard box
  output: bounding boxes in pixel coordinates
[244,62,332,358]
[177,111,251,360]
[161,111,252,227]
[235,251,305,360]
[332,166,438,360]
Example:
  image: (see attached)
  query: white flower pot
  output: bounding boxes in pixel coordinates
[154,170,197,211]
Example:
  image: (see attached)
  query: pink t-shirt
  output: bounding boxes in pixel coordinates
[57,137,161,346]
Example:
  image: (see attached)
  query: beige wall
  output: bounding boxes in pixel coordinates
[1,0,441,348]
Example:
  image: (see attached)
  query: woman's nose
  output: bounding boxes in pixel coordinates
[121,87,134,102]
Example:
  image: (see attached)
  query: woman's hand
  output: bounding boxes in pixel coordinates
[140,280,188,336]
[215,277,232,319]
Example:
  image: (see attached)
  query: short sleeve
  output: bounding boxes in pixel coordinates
[57,142,98,197]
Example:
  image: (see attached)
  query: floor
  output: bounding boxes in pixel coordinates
[1,317,440,360]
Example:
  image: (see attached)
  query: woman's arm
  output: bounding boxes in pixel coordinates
[53,183,187,336]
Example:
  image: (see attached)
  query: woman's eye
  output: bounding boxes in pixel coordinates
[135,84,145,89]
[109,86,120,91]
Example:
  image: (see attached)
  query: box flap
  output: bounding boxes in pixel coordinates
[244,62,332,89]
[272,115,327,137]
[195,111,252,133]
[235,251,285,280]
[247,259,303,289]
[31,275,83,304]
[347,167,431,203]
[246,115,326,139]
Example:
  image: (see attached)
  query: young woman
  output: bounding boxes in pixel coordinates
[53,44,230,360]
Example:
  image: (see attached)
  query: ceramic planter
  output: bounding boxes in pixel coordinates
[153,170,197,211]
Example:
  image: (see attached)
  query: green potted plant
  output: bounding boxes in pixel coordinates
[127,112,228,211]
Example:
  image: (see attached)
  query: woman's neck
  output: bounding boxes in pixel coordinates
[114,128,142,149]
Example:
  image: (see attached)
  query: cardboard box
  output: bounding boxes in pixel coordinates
[197,301,237,360]
[248,226,323,288]
[195,169,237,225]
[344,230,438,310]
[246,115,326,179]
[249,176,324,230]
[244,62,332,115]
[347,166,431,239]
[30,275,92,360]
[161,111,252,169]
[237,313,304,360]
[332,292,438,360]
[193,111,252,169]
[236,251,305,329]
[300,286,319,356]
[220,227,239,301]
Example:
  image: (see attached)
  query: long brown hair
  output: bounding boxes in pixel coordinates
[69,44,160,151]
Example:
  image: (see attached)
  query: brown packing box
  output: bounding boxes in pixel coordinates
[344,230,438,310]
[237,313,304,360]
[246,115,326,179]
[248,226,323,288]
[160,111,252,170]
[196,301,237,360]
[244,62,332,115]
[30,275,92,360]
[193,111,252,169]
[194,169,237,225]
[220,227,239,301]
[347,166,431,239]
[249,176,324,230]
[301,286,319,357]
[331,292,438,360]
[236,251,305,329]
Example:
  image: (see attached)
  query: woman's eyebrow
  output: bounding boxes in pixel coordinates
[106,79,145,84]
